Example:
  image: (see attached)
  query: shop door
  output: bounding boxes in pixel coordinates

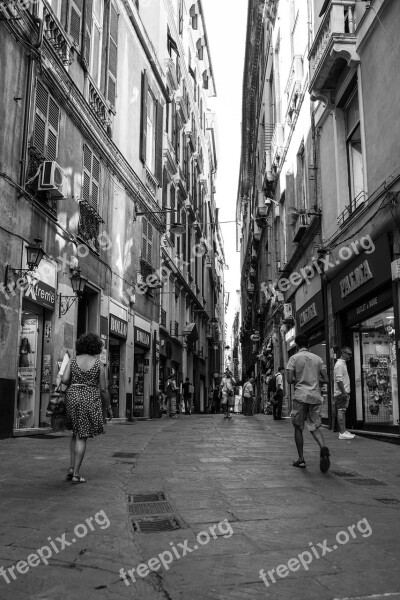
[18,310,43,429]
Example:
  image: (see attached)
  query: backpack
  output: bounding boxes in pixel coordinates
[268,375,277,393]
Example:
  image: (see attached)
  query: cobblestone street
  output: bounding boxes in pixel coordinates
[1,416,400,600]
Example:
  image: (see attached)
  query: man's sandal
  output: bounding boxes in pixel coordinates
[71,475,86,484]
[293,459,306,468]
[66,468,74,481]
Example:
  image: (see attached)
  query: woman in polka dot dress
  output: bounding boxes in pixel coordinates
[62,333,110,484]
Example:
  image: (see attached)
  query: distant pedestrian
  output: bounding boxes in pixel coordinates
[220,369,236,419]
[212,385,221,414]
[334,347,355,440]
[286,334,330,473]
[242,378,255,415]
[182,377,192,415]
[272,366,284,420]
[61,333,110,484]
[165,374,179,418]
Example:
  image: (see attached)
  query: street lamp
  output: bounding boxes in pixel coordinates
[5,237,45,282]
[59,268,88,317]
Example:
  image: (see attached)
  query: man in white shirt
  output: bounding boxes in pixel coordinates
[286,334,330,473]
[334,347,355,440]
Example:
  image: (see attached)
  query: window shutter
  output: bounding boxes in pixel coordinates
[155,100,163,184]
[141,218,148,260]
[147,221,153,264]
[83,144,92,203]
[34,81,48,156]
[140,71,148,164]
[170,185,176,245]
[47,97,60,161]
[91,154,100,209]
[106,1,118,108]
[82,0,93,70]
[178,0,183,34]
[68,0,83,47]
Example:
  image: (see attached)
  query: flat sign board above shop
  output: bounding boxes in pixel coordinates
[296,291,324,334]
[135,327,151,348]
[110,314,127,339]
[331,236,391,313]
[23,257,57,310]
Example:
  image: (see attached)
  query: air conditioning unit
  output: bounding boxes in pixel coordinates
[38,161,66,198]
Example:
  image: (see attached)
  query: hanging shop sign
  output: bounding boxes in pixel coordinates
[135,326,151,349]
[331,235,391,312]
[285,327,296,351]
[23,256,57,310]
[110,314,127,339]
[296,291,324,334]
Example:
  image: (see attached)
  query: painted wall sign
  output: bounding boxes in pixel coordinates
[110,314,127,339]
[339,260,373,299]
[135,327,151,348]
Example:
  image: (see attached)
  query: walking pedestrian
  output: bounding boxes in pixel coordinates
[61,333,110,484]
[212,385,221,414]
[242,378,255,415]
[272,366,284,420]
[286,334,330,473]
[334,347,355,439]
[182,377,192,414]
[220,369,236,419]
[165,374,179,418]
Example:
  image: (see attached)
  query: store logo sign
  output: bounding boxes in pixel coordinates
[340,260,373,299]
[299,302,317,327]
[110,315,127,339]
[135,327,150,348]
[24,279,56,309]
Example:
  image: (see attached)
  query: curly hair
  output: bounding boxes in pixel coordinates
[75,333,103,356]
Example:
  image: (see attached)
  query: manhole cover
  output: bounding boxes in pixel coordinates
[129,501,173,516]
[128,492,166,503]
[375,498,400,505]
[113,452,139,458]
[331,471,359,477]
[347,478,387,486]
[131,517,181,533]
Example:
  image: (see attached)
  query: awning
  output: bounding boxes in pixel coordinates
[183,323,199,343]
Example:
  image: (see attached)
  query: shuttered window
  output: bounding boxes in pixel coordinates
[82,0,93,70]
[106,1,118,108]
[33,80,60,161]
[82,143,100,210]
[141,218,153,264]
[68,0,83,47]
[140,70,164,184]
[170,185,176,245]
[178,0,183,34]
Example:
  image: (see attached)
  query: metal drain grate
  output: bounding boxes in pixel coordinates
[113,452,139,458]
[375,498,400,505]
[347,478,387,486]
[129,501,173,516]
[331,471,359,477]
[128,492,166,503]
[131,517,181,533]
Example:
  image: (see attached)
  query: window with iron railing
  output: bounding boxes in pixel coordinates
[160,308,167,328]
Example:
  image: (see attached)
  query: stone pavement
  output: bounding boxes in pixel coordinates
[1,414,400,600]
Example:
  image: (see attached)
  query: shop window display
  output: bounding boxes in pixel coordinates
[17,317,38,429]
[359,309,398,425]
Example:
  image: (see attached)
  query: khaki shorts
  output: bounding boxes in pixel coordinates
[291,399,322,431]
[335,393,349,411]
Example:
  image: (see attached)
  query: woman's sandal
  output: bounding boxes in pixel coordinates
[71,475,86,484]
[293,458,306,468]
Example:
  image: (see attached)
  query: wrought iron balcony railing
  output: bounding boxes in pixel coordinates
[43,3,74,67]
[78,199,104,250]
[160,309,167,328]
[88,79,111,129]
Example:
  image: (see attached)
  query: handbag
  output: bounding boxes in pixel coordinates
[46,385,66,417]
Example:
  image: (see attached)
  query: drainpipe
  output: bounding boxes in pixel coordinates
[19,13,43,187]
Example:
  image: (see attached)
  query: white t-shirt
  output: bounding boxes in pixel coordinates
[334,359,350,396]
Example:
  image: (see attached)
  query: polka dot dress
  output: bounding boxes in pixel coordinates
[65,358,104,439]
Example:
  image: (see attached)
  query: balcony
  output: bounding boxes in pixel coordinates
[160,309,167,329]
[87,79,111,129]
[176,96,189,124]
[271,123,285,169]
[164,57,179,92]
[285,55,303,126]
[308,1,359,102]
[292,212,309,243]
[78,199,104,251]
[43,3,74,67]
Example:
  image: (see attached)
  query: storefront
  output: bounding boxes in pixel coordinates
[133,321,151,418]
[295,290,328,420]
[16,258,57,431]
[109,310,127,418]
[330,235,398,432]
